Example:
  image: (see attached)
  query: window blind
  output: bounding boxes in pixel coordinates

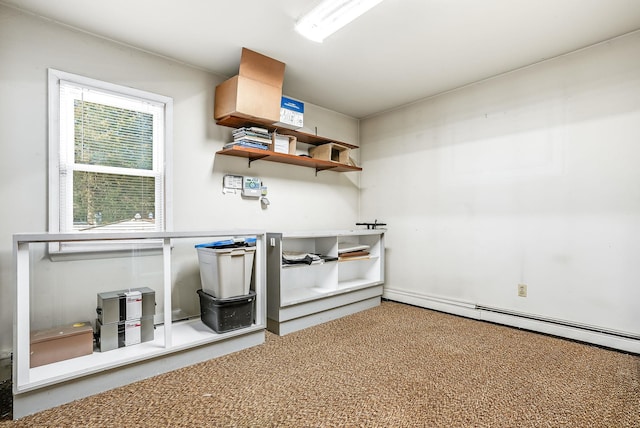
[58,80,165,232]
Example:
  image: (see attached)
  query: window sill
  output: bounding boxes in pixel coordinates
[48,239,165,261]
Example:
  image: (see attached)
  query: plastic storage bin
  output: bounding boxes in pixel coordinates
[195,238,256,298]
[197,289,256,333]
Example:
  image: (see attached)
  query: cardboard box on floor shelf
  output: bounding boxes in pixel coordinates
[30,321,94,367]
[272,133,297,154]
[214,48,285,123]
[309,143,351,164]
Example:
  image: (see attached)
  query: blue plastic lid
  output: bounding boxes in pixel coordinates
[195,239,234,248]
[195,237,256,248]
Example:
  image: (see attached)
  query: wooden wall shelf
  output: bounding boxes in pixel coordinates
[215,115,358,149]
[216,146,362,173]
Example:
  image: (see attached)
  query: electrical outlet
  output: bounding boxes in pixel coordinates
[518,283,527,297]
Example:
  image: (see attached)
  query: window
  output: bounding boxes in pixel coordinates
[48,69,172,252]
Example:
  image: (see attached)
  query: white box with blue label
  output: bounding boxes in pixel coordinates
[271,133,297,154]
[275,96,304,129]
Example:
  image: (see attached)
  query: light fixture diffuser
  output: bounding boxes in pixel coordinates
[295,0,384,43]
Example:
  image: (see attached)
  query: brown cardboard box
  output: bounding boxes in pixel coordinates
[214,48,285,123]
[30,321,94,367]
[235,48,286,87]
[309,143,351,164]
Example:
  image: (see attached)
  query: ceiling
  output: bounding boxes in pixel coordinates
[4,0,640,118]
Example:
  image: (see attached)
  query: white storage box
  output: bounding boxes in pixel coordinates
[274,96,304,129]
[196,242,256,298]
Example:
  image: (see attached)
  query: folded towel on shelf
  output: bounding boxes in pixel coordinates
[282,251,322,265]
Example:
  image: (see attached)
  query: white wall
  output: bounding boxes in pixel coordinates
[0,5,360,356]
[360,31,640,341]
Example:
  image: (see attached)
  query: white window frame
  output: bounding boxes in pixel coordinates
[48,69,173,254]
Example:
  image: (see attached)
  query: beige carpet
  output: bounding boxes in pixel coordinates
[2,301,639,427]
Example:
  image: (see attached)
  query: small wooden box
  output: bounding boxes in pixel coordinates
[309,143,351,164]
[30,321,94,368]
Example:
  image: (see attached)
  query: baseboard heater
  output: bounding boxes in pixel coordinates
[384,290,639,352]
[477,305,640,341]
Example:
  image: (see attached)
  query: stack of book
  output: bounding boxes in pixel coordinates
[338,243,370,261]
[224,127,272,150]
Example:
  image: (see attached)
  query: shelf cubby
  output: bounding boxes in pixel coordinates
[215,115,362,173]
[13,230,266,418]
[266,229,385,335]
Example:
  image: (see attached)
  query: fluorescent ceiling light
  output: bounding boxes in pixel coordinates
[295,0,384,43]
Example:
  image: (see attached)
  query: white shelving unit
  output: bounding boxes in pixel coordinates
[12,230,266,419]
[266,229,385,335]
